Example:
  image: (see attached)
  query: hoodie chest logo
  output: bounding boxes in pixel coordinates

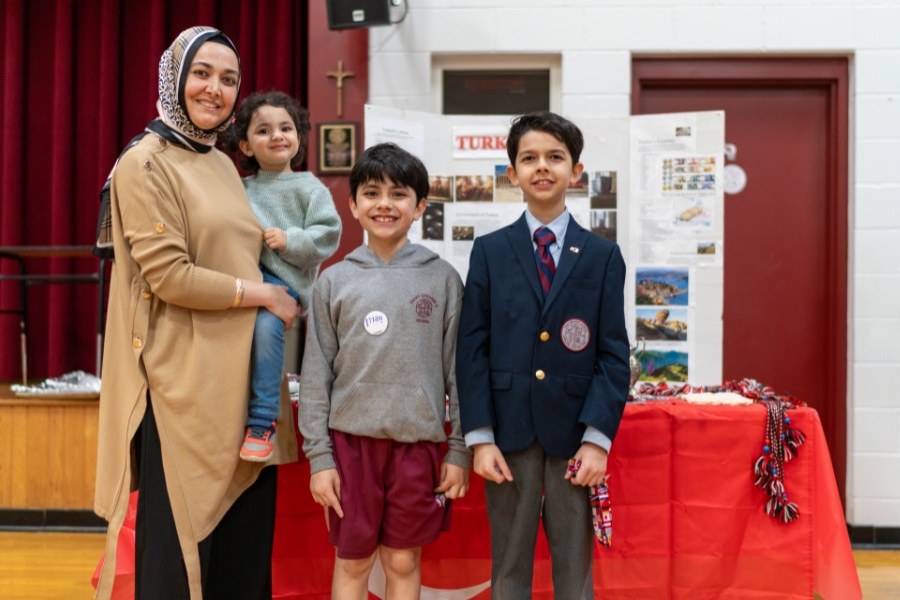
[410,294,438,324]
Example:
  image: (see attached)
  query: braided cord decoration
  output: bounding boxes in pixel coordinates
[749,389,806,523]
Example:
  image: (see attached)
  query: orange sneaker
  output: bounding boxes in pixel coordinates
[240,422,277,462]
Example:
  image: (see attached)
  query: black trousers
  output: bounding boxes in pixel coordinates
[135,399,278,599]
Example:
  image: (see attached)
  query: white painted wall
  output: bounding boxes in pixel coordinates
[369,0,900,527]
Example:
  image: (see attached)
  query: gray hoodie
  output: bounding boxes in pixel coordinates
[298,242,471,474]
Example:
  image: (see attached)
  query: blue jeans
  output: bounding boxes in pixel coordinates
[248,266,298,428]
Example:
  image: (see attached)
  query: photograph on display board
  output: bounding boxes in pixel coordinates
[639,348,689,382]
[673,196,712,229]
[455,175,493,201]
[664,156,717,191]
[671,173,716,192]
[452,225,475,241]
[494,164,522,203]
[590,171,617,209]
[673,156,716,172]
[635,267,689,306]
[662,158,673,191]
[697,241,716,255]
[636,307,688,342]
[590,209,617,243]
[428,175,454,202]
[566,171,589,196]
[422,203,445,241]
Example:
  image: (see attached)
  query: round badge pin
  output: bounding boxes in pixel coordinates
[364,311,389,336]
[560,318,590,352]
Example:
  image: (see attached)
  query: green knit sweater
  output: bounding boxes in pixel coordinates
[243,170,342,312]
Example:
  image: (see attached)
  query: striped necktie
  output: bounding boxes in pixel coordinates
[533,226,557,300]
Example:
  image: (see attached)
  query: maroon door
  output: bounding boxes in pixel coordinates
[633,58,849,503]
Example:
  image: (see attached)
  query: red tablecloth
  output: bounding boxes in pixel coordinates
[94,401,860,599]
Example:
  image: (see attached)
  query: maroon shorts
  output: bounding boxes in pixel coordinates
[329,430,451,560]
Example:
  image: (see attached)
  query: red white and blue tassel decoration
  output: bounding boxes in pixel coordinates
[753,398,805,523]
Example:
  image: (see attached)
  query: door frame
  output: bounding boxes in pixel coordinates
[631,57,850,502]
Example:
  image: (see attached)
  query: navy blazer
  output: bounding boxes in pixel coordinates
[456,213,630,458]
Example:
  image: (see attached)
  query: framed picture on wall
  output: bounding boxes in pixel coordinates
[317,122,357,174]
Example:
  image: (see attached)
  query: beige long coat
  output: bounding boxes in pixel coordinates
[93,133,298,599]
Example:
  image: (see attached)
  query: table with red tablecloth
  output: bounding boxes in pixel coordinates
[94,401,860,599]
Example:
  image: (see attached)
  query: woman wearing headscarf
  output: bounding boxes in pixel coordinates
[93,26,298,599]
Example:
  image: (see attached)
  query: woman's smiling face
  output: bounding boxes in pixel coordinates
[183,42,240,131]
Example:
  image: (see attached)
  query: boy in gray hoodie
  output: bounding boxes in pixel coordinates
[298,143,471,599]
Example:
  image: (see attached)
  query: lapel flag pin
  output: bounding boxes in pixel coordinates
[569,246,580,253]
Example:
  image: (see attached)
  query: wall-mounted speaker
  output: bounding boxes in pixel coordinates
[326,0,392,30]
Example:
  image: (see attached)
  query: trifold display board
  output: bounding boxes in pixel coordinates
[364,105,724,385]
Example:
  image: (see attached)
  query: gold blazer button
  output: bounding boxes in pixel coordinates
[141,289,151,299]
[132,336,143,348]
[540,331,550,341]
[155,223,165,233]
[535,370,545,380]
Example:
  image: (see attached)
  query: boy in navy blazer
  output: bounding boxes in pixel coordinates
[456,112,630,599]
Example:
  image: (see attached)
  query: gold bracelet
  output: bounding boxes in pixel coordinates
[232,277,245,308]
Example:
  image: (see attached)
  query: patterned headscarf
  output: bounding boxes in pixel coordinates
[158,26,241,140]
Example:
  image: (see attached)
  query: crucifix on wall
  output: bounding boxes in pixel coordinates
[326,60,355,118]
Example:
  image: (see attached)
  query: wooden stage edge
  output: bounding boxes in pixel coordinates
[0,509,106,531]
[0,383,99,404]
[0,383,103,529]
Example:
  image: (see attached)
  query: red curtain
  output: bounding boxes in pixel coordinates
[0,0,309,380]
